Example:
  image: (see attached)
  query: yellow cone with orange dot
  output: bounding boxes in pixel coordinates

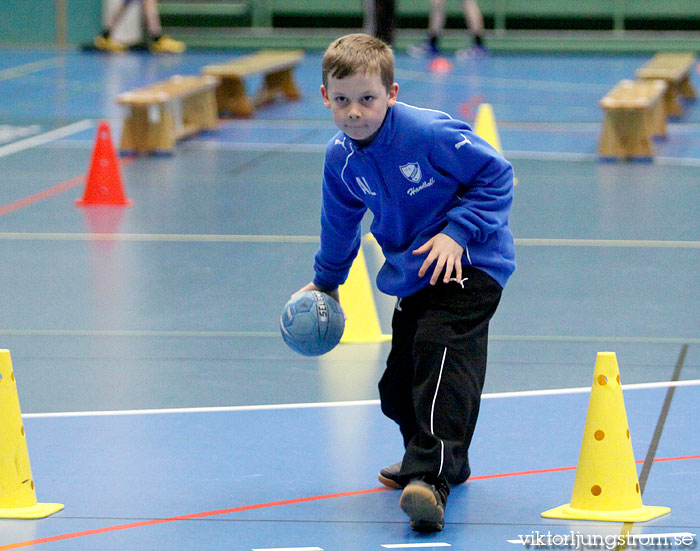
[0,350,64,519]
[541,352,670,522]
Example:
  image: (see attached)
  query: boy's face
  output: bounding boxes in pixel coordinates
[321,72,398,141]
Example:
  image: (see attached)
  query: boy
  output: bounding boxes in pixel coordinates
[293,33,515,532]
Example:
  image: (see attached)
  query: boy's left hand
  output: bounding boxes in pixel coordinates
[413,233,464,285]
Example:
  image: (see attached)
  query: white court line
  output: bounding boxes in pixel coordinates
[252,548,323,551]
[21,380,700,419]
[0,232,320,243]
[115,141,700,168]
[22,400,382,419]
[483,379,700,399]
[505,150,597,162]
[0,233,697,249]
[0,57,63,82]
[394,68,608,93]
[656,155,700,167]
[47,138,700,168]
[491,334,700,344]
[382,544,451,548]
[0,119,93,158]
[0,328,278,338]
[506,149,700,167]
[251,548,323,551]
[1,329,698,345]
[183,141,327,152]
[514,238,700,248]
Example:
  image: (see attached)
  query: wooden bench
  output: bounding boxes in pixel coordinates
[202,49,304,117]
[635,52,697,118]
[117,75,219,154]
[598,79,667,160]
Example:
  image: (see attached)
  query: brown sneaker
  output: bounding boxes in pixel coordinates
[378,461,404,489]
[399,479,448,532]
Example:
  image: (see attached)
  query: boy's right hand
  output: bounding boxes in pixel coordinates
[292,282,341,305]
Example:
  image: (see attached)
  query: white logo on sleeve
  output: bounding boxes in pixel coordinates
[355,176,376,196]
[399,162,422,183]
[455,133,472,149]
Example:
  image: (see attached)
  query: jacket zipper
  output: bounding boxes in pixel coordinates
[366,151,392,199]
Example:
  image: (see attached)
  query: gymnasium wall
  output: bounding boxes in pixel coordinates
[0,0,698,48]
[276,0,700,30]
[0,0,101,47]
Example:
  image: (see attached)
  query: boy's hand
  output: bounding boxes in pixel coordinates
[413,233,464,286]
[292,282,341,305]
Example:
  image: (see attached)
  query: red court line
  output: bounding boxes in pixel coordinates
[1,454,697,550]
[0,488,389,550]
[0,158,134,217]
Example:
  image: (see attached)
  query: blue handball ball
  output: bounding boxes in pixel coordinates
[280,290,345,356]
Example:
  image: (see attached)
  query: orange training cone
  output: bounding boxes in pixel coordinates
[77,121,131,206]
[428,56,453,73]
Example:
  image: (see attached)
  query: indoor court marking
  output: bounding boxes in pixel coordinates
[0,45,697,550]
[1,386,697,550]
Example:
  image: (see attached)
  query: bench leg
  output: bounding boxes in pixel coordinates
[120,106,177,154]
[216,77,255,117]
[254,68,301,107]
[663,85,685,118]
[679,75,697,100]
[648,99,666,139]
[598,108,653,160]
[182,90,219,133]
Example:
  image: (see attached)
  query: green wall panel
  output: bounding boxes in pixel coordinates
[0,0,56,44]
[0,0,101,46]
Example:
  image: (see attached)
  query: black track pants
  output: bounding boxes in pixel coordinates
[378,267,502,489]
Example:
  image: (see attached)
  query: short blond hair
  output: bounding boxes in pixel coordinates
[322,33,395,91]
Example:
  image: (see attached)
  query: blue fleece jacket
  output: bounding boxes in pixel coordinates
[313,101,515,298]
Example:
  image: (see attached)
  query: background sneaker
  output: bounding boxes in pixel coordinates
[409,40,440,58]
[378,461,404,489]
[149,36,186,54]
[456,45,488,60]
[94,35,126,53]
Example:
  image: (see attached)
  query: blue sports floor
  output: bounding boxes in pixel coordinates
[0,45,699,550]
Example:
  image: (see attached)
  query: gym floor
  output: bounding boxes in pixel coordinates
[0,46,698,550]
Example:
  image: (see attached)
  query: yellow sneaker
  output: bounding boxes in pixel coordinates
[149,35,186,54]
[94,35,127,53]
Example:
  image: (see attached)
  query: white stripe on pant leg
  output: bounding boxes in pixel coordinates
[430,347,448,478]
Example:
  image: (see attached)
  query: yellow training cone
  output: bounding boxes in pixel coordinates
[339,238,391,343]
[542,352,670,522]
[0,350,64,519]
[474,103,503,154]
